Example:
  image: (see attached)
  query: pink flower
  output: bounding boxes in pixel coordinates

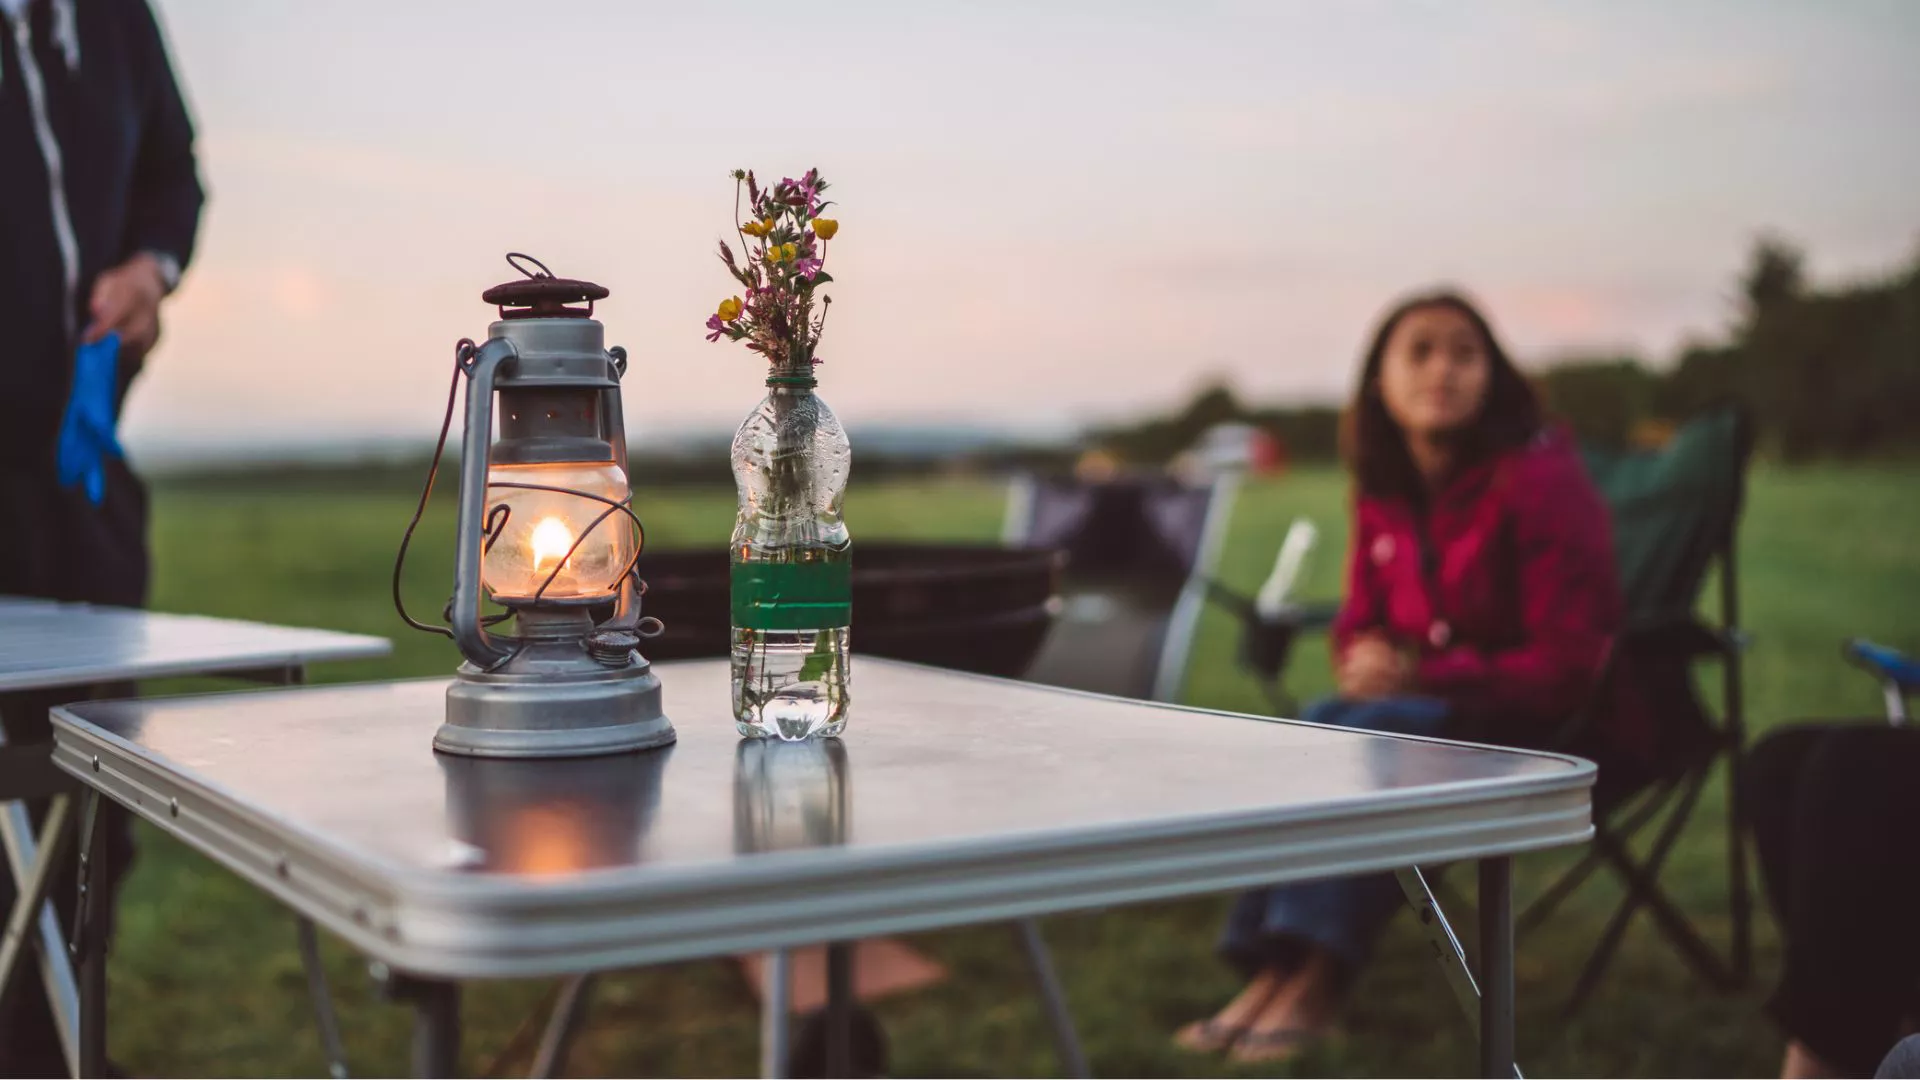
[705,313,727,342]
[794,257,824,279]
[782,169,823,211]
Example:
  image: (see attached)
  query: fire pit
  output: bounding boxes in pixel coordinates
[635,543,1063,678]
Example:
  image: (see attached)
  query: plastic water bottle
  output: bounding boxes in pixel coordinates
[729,367,852,740]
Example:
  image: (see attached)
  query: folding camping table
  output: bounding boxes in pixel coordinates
[50,657,1592,1078]
[0,596,390,1075]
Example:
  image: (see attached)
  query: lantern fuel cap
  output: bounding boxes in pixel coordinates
[483,253,610,319]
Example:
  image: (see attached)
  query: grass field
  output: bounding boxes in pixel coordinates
[92,464,1919,1076]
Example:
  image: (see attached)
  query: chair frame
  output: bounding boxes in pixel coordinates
[1002,470,1241,704]
[1518,407,1756,1011]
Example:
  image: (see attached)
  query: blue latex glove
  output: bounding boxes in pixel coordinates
[55,332,125,505]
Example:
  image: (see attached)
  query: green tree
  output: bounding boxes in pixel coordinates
[1536,358,1659,447]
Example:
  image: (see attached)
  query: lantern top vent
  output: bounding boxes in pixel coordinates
[483,252,609,320]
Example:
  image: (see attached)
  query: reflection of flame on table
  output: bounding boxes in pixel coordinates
[441,749,668,876]
[494,802,597,876]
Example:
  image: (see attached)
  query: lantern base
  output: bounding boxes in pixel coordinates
[437,653,675,759]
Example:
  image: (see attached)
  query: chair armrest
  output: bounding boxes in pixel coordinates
[1621,613,1748,659]
[1846,639,1920,694]
[1265,602,1339,632]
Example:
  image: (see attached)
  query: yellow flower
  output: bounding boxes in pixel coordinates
[766,243,797,264]
[741,218,773,238]
[717,296,743,321]
[812,218,839,241]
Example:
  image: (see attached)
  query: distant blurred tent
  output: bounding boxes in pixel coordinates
[1173,422,1285,483]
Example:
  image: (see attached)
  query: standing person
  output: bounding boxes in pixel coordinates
[1174,290,1623,1065]
[0,0,204,1071]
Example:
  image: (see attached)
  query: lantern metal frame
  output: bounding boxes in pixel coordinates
[394,257,675,759]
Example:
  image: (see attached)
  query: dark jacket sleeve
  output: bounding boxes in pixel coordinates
[120,0,204,269]
[1415,455,1622,720]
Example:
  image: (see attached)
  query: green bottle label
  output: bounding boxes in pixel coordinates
[731,557,852,630]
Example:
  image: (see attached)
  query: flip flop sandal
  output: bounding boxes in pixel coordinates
[1174,1016,1254,1054]
[1228,1027,1322,1066]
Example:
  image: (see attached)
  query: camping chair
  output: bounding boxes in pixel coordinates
[1219,404,1758,1013]
[1523,403,1758,1011]
[1002,471,1239,702]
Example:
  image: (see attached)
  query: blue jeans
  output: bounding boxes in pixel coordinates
[1219,696,1453,978]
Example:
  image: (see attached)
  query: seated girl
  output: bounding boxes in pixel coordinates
[1176,290,1623,1064]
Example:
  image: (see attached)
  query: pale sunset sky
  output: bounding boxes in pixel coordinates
[122,0,1920,459]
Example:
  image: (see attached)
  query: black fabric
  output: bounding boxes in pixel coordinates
[0,457,150,607]
[0,0,204,460]
[1747,723,1920,1077]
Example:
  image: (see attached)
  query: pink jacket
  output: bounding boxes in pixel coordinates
[1331,428,1622,727]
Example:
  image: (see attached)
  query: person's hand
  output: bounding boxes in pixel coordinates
[1338,632,1416,700]
[83,252,169,361]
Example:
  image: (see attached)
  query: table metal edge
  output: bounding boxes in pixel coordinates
[0,639,394,694]
[52,704,1592,980]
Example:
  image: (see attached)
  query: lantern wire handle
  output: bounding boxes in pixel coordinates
[505,252,554,280]
[391,339,474,640]
[482,504,511,554]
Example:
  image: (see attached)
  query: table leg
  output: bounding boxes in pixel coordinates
[824,942,853,1078]
[760,949,791,1079]
[1478,857,1515,1080]
[1015,919,1090,1078]
[408,979,461,1078]
[530,974,594,1079]
[296,917,350,1078]
[0,793,78,1072]
[74,791,109,1078]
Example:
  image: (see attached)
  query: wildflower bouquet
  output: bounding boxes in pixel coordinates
[706,167,838,373]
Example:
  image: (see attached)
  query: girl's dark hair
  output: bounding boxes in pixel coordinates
[1340,289,1541,501]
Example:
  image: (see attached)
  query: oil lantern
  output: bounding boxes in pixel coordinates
[400,254,674,758]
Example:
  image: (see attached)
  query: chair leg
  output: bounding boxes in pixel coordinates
[1564,768,1725,1014]
[1517,849,1600,939]
[1519,779,1680,937]
[1597,781,1737,989]
[1724,742,1754,987]
[1015,919,1089,1078]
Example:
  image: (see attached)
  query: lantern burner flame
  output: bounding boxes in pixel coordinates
[530,516,576,574]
